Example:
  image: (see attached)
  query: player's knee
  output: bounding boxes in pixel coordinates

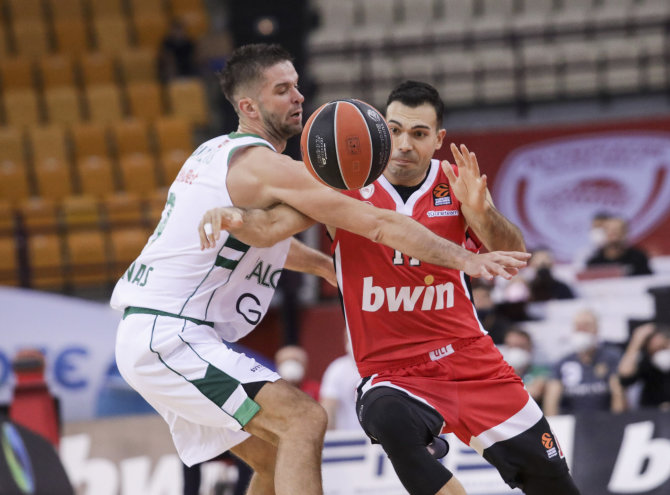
[362,395,428,453]
[288,394,327,438]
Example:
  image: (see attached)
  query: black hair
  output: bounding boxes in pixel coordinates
[386,80,444,128]
[218,43,293,107]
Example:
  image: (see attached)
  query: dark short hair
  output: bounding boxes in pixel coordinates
[218,43,293,106]
[387,80,444,128]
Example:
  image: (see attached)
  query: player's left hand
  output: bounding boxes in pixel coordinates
[442,143,488,214]
[198,207,244,250]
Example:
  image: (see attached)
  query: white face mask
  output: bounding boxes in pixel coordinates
[589,227,606,247]
[500,346,531,374]
[572,331,598,353]
[278,359,305,383]
[651,349,670,372]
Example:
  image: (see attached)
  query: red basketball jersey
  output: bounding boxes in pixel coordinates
[333,160,487,376]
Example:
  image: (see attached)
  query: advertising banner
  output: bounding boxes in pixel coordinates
[438,117,670,261]
[56,410,670,495]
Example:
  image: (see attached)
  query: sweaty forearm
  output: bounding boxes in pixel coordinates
[231,205,315,248]
[372,210,473,270]
[462,202,526,252]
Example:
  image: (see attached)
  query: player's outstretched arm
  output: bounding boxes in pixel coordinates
[199,203,315,250]
[442,143,526,252]
[228,147,529,279]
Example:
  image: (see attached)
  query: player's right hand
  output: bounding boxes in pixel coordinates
[198,207,244,250]
[463,251,530,280]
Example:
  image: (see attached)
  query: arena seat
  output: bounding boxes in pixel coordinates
[18,197,60,235]
[92,17,131,55]
[0,162,30,204]
[28,125,69,165]
[53,19,89,55]
[85,84,125,124]
[71,122,110,161]
[61,195,102,230]
[112,119,151,156]
[12,20,50,58]
[6,0,44,22]
[128,0,165,17]
[88,0,125,18]
[0,127,26,164]
[126,82,165,121]
[132,14,169,51]
[77,156,117,197]
[119,49,158,84]
[65,229,109,285]
[39,54,76,89]
[1,57,35,90]
[46,0,85,20]
[27,233,65,289]
[158,149,188,185]
[154,117,192,155]
[3,89,40,128]
[0,236,18,285]
[34,159,74,201]
[119,153,158,196]
[44,87,83,126]
[167,79,208,125]
[102,192,144,229]
[80,52,116,87]
[109,226,149,278]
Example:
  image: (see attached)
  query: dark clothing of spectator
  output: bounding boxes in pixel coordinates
[586,247,652,276]
[529,267,575,302]
[551,345,622,414]
[620,357,670,408]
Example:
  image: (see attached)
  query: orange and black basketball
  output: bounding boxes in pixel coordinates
[300,99,392,190]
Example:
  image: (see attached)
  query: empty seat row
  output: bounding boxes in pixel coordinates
[3,0,204,21]
[0,226,152,288]
[0,78,208,127]
[1,51,159,90]
[0,0,207,58]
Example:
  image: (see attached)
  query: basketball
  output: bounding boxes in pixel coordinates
[300,99,392,190]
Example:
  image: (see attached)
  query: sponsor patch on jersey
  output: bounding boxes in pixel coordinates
[433,183,452,206]
[360,184,375,199]
[427,210,458,218]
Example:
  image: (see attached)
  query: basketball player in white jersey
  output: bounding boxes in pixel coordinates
[112,44,529,495]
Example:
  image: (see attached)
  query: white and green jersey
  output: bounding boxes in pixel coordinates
[110,132,291,342]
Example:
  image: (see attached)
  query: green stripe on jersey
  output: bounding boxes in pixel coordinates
[214,235,249,270]
[233,397,260,425]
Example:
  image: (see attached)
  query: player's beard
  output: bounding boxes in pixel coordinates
[260,108,302,143]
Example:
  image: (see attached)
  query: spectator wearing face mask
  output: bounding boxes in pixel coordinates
[586,216,652,276]
[498,328,549,405]
[619,323,670,410]
[527,248,575,302]
[543,309,626,416]
[274,345,320,401]
[573,212,612,270]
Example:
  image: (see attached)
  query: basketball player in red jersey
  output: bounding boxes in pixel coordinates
[330,81,582,495]
[201,80,581,495]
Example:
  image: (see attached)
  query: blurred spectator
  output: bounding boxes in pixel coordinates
[498,328,549,405]
[574,211,612,270]
[159,19,198,81]
[527,247,575,302]
[472,280,514,344]
[543,309,626,416]
[586,217,652,276]
[274,345,320,400]
[319,332,361,431]
[619,323,670,410]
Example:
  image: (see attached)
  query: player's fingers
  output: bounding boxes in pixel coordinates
[470,151,482,176]
[198,218,207,250]
[450,143,466,168]
[441,160,457,183]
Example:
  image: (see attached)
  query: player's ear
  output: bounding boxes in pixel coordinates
[435,128,447,150]
[238,97,258,119]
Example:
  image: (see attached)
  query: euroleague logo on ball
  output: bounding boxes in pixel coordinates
[493,133,670,261]
[301,99,391,190]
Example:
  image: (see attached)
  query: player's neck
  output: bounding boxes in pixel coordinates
[236,122,287,153]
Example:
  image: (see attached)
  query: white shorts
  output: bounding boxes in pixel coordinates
[115,311,280,466]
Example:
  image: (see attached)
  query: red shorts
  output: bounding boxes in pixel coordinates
[359,335,543,451]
